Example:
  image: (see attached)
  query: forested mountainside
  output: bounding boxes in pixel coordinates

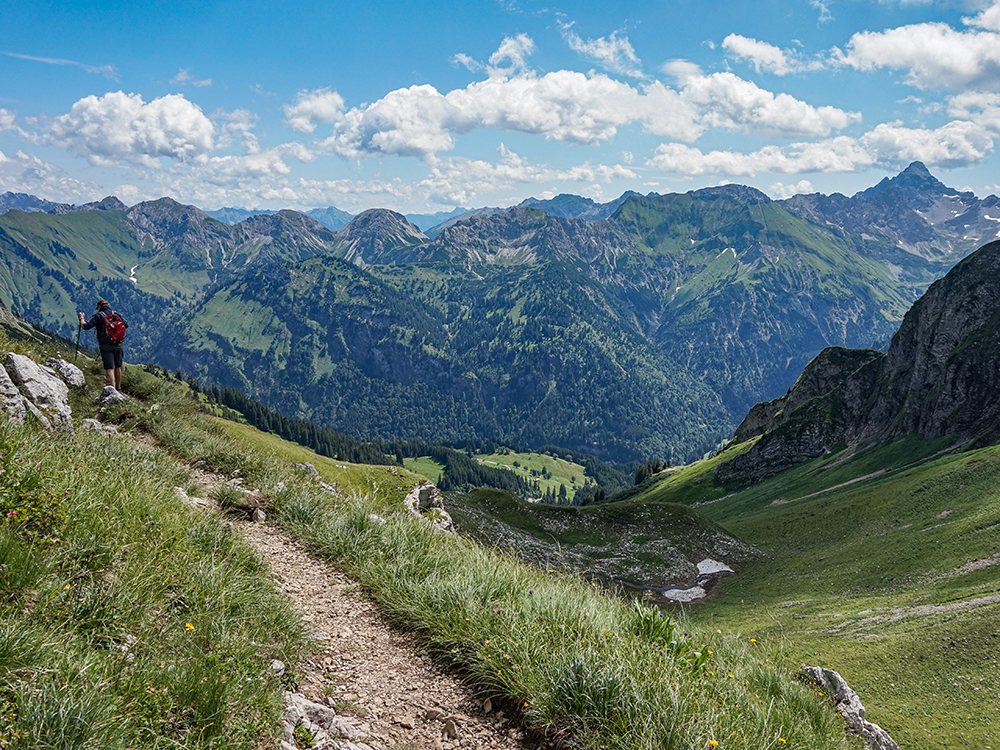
[1,164,996,461]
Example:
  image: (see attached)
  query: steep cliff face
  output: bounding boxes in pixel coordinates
[718,240,1000,482]
[732,346,883,444]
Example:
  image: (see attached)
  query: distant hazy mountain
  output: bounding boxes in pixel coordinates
[405,207,472,231]
[520,191,641,220]
[206,205,354,230]
[424,207,507,238]
[0,191,72,214]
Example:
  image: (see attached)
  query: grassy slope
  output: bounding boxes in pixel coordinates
[474,450,587,498]
[138,375,860,748]
[0,333,307,748]
[629,437,1000,749]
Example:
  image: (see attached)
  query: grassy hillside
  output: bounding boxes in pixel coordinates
[0,319,868,749]
[625,437,1000,749]
[0,333,307,748]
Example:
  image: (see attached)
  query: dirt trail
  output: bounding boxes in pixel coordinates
[180,462,542,750]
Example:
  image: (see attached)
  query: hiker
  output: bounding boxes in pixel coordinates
[78,299,128,390]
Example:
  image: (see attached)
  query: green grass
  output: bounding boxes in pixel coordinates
[403,455,445,483]
[0,371,307,748]
[86,346,861,748]
[659,438,1000,750]
[475,450,586,499]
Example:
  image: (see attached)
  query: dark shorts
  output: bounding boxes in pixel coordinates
[99,344,124,370]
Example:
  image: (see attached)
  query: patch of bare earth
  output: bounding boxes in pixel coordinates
[178,461,544,750]
[237,521,542,750]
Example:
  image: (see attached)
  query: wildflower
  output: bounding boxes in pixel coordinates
[819,691,824,697]
[750,638,757,643]
[778,740,786,744]
[185,623,195,631]
[465,618,470,621]
[709,742,719,748]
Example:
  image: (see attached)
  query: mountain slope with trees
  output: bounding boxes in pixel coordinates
[0,164,994,461]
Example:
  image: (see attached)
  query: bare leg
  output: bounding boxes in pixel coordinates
[105,369,115,387]
[113,367,123,390]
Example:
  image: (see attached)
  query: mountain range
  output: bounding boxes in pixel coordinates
[1,162,997,462]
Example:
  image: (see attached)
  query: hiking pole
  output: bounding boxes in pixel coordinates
[75,320,82,361]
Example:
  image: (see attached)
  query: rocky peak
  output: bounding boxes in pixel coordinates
[855,161,958,203]
[718,239,1000,482]
[333,208,429,265]
[688,184,772,205]
[76,196,128,212]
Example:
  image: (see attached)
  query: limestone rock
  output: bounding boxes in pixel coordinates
[45,358,86,387]
[3,352,72,429]
[282,691,366,748]
[718,240,1000,483]
[0,364,27,423]
[294,461,320,477]
[82,418,119,436]
[803,666,901,750]
[403,483,454,534]
[98,386,128,407]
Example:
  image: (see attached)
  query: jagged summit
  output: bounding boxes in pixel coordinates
[855,161,969,202]
[688,183,771,204]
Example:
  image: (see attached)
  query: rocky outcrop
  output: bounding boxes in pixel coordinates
[718,240,1000,482]
[403,483,454,534]
[732,347,883,443]
[281,691,371,750]
[46,358,86,387]
[3,352,73,429]
[803,667,901,750]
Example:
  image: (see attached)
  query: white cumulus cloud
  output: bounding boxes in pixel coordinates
[44,91,215,166]
[678,70,860,137]
[284,88,346,133]
[0,148,99,202]
[769,179,816,198]
[722,35,801,75]
[418,144,637,206]
[646,119,993,176]
[833,10,1000,90]
[307,39,856,163]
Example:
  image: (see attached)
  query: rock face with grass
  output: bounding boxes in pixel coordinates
[718,239,1000,482]
[803,667,901,750]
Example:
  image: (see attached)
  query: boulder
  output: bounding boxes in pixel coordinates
[0,364,27,423]
[98,386,128,406]
[3,352,72,429]
[803,666,901,750]
[82,418,119,436]
[403,483,454,533]
[293,462,319,477]
[45,358,86,387]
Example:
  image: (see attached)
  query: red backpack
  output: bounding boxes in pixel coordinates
[103,311,127,344]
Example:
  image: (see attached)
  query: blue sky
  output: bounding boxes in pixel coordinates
[2,0,1000,213]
